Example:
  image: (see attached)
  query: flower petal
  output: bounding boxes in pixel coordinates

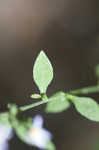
[26,115,52,149]
[33,115,43,128]
[0,125,13,143]
[0,142,8,150]
[27,128,51,149]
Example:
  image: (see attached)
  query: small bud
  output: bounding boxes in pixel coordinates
[30,94,41,99]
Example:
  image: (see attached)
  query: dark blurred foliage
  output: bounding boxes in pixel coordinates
[0,0,99,150]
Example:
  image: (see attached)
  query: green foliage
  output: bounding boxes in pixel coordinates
[33,51,53,93]
[46,140,56,150]
[12,117,33,144]
[41,93,48,101]
[8,104,18,116]
[0,112,11,127]
[71,96,99,121]
[46,92,70,113]
[1,51,99,149]
[30,94,41,99]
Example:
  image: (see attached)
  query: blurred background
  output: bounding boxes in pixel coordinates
[0,0,99,150]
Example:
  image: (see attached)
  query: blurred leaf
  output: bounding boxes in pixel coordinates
[46,140,56,150]
[12,117,33,144]
[72,96,99,121]
[92,138,99,150]
[33,51,53,93]
[13,116,55,150]
[0,112,11,127]
[45,92,70,113]
[8,104,18,116]
[95,64,99,80]
[30,94,41,99]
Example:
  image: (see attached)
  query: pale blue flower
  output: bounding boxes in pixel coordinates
[27,115,52,149]
[0,124,13,150]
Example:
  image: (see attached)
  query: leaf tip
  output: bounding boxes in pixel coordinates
[39,50,46,57]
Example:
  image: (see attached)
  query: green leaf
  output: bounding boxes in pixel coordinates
[72,96,99,121]
[8,104,18,116]
[30,94,41,99]
[0,112,11,126]
[46,140,56,150]
[33,51,53,93]
[45,92,70,113]
[12,117,33,144]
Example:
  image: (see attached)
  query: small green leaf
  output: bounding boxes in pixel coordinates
[72,96,99,121]
[33,51,53,93]
[30,94,41,99]
[45,92,70,113]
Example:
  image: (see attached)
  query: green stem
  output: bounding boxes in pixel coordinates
[69,85,99,95]
[19,85,99,112]
[19,99,49,112]
[41,93,48,101]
